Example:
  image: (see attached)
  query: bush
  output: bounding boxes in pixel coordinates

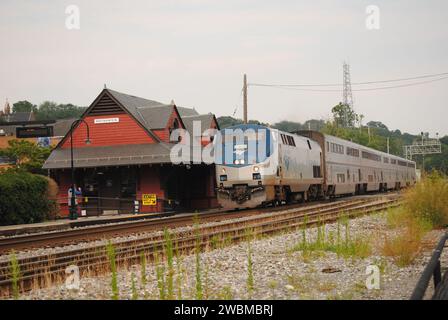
[0,170,55,225]
[404,171,448,228]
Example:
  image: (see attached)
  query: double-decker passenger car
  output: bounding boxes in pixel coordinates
[215,125,416,209]
[297,131,416,198]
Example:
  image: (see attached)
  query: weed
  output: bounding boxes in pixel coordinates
[154,251,166,300]
[292,220,371,259]
[106,242,119,300]
[131,272,138,300]
[140,251,148,298]
[164,228,174,299]
[9,251,20,300]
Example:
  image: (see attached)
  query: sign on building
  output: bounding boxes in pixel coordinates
[142,194,157,206]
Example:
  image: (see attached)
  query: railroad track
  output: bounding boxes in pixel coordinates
[0,194,396,254]
[0,195,400,297]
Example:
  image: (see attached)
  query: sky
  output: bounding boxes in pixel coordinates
[1,0,447,136]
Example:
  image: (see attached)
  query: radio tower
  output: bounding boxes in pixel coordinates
[342,62,354,127]
[343,62,354,108]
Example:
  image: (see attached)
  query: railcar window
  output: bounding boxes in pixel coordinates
[384,157,389,163]
[313,165,321,178]
[346,147,359,157]
[330,142,344,154]
[397,160,407,167]
[391,159,396,164]
[326,142,329,152]
[362,151,381,162]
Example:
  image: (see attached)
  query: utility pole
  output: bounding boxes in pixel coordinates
[387,137,390,154]
[243,74,248,124]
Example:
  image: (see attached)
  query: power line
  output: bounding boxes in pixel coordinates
[249,75,448,92]
[249,71,448,88]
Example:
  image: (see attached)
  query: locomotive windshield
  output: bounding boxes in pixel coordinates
[215,124,272,166]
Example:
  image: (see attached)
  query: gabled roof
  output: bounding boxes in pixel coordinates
[182,113,217,136]
[177,107,199,117]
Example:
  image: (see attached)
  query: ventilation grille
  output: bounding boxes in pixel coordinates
[88,94,125,116]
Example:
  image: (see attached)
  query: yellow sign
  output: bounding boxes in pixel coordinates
[142,194,157,206]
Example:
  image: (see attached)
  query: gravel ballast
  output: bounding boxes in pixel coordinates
[11,212,448,300]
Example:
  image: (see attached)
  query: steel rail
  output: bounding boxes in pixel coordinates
[0,197,399,296]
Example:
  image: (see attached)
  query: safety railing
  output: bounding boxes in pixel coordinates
[410,232,448,300]
[50,196,181,216]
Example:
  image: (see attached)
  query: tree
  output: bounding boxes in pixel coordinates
[35,101,86,120]
[367,121,388,130]
[0,139,51,174]
[12,100,37,113]
[331,102,357,128]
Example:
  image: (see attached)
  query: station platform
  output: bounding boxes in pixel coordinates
[0,211,175,237]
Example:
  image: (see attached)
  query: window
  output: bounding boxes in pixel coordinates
[383,157,389,164]
[330,143,344,154]
[362,151,381,162]
[346,147,359,157]
[281,134,296,147]
[313,165,322,178]
[397,160,407,167]
[391,159,396,165]
[326,142,330,152]
[337,173,345,183]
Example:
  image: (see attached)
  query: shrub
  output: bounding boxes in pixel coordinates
[383,207,432,267]
[0,170,55,225]
[404,171,448,228]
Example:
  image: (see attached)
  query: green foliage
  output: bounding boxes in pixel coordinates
[9,251,21,299]
[0,139,51,174]
[404,171,448,227]
[106,242,119,300]
[12,100,37,113]
[35,101,86,120]
[246,236,254,295]
[164,229,175,299]
[140,252,148,298]
[131,273,138,300]
[331,102,358,128]
[154,251,166,300]
[0,171,54,225]
[292,219,371,259]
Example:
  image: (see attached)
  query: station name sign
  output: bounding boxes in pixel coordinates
[94,118,120,124]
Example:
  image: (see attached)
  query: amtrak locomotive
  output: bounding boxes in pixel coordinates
[215,124,416,209]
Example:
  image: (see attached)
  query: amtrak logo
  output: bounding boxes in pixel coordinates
[234,144,247,156]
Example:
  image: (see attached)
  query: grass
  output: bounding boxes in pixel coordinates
[381,172,447,267]
[164,228,175,300]
[131,272,138,300]
[195,238,203,300]
[106,242,119,300]
[246,230,254,296]
[9,251,21,300]
[291,218,371,259]
[140,251,148,298]
[175,244,183,300]
[154,251,166,300]
[404,171,448,228]
[382,207,432,267]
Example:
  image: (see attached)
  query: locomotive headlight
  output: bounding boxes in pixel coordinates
[240,159,245,164]
[221,168,226,174]
[253,166,259,172]
[234,159,240,165]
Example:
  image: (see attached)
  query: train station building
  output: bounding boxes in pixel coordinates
[43,88,220,217]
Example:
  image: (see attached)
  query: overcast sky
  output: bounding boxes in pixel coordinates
[1,0,447,136]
